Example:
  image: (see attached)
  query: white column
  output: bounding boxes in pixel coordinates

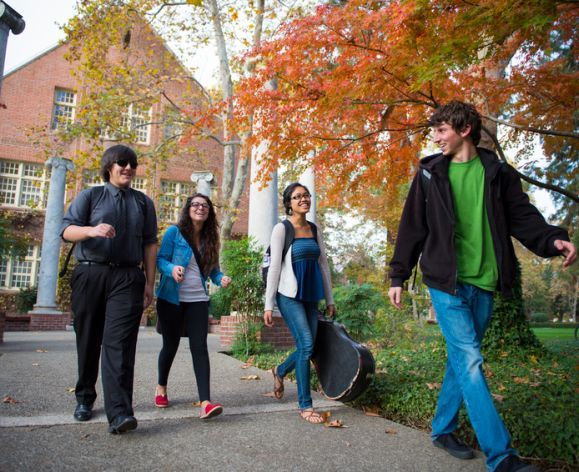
[248,140,278,250]
[190,171,214,197]
[299,165,316,224]
[31,157,74,314]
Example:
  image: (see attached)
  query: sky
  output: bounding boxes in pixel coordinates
[3,0,219,88]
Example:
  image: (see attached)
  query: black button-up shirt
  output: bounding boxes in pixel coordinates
[60,183,158,265]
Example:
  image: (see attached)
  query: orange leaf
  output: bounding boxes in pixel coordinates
[3,396,19,404]
[385,428,398,434]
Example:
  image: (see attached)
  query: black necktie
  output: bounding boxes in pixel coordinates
[116,189,126,237]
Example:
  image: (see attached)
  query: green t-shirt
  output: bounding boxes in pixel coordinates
[448,156,498,292]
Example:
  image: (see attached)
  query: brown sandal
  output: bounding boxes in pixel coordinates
[272,367,284,399]
[299,408,324,424]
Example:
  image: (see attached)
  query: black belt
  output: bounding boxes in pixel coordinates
[78,261,141,268]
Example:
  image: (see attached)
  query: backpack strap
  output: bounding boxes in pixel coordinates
[59,186,106,278]
[281,219,294,260]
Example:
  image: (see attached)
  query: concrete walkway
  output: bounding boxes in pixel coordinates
[0,330,486,472]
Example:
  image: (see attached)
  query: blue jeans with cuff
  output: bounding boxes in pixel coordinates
[429,283,516,471]
[275,293,319,410]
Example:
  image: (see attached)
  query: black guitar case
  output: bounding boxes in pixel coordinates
[312,318,375,402]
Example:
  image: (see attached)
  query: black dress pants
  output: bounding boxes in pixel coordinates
[71,264,145,422]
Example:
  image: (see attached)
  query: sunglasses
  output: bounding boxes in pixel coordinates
[114,159,138,169]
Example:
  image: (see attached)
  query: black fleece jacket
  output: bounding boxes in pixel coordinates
[388,148,569,297]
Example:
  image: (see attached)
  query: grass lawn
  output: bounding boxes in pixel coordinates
[532,326,577,341]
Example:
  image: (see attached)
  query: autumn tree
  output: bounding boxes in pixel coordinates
[49,0,311,240]
[233,0,577,347]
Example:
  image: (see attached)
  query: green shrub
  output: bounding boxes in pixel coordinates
[333,283,386,340]
[530,312,549,323]
[209,287,231,319]
[15,286,37,313]
[221,237,265,356]
[230,317,273,357]
[221,237,264,317]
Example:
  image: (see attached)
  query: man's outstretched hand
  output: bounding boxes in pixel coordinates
[388,286,403,309]
[554,240,577,268]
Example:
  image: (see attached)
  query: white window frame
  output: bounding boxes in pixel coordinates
[102,105,152,145]
[159,180,194,223]
[0,160,50,209]
[51,88,76,130]
[0,244,41,290]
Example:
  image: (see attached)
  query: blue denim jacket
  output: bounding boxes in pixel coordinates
[156,225,223,305]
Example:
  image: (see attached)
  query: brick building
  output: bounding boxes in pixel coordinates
[0,22,249,326]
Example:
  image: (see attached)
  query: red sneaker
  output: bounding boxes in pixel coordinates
[155,394,169,408]
[200,402,223,419]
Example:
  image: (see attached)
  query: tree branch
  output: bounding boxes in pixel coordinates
[484,115,579,140]
[482,126,578,203]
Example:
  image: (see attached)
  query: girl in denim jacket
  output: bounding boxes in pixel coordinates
[155,193,231,419]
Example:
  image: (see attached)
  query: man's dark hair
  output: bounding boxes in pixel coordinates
[429,101,482,146]
[282,182,311,215]
[100,145,138,182]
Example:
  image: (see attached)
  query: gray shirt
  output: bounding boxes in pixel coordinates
[60,183,158,264]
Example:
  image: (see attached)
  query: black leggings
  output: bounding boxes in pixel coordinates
[156,298,210,402]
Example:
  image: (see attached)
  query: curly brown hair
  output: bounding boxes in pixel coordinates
[177,193,220,275]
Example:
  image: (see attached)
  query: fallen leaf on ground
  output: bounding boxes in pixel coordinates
[3,396,19,404]
[324,419,347,428]
[262,392,277,398]
[362,406,381,417]
[492,393,505,402]
[67,387,75,393]
[192,401,201,407]
[32,363,39,367]
[426,382,441,390]
[36,349,48,353]
[498,384,506,391]
[240,375,260,381]
[321,411,332,422]
[385,428,398,434]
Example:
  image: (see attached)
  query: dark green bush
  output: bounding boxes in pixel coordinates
[209,287,231,319]
[16,286,37,313]
[530,312,549,323]
[333,283,386,340]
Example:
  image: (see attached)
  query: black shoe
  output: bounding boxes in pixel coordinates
[433,433,475,460]
[108,415,138,435]
[495,455,539,472]
[73,404,93,422]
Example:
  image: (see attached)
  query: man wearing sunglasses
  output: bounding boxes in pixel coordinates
[60,144,158,434]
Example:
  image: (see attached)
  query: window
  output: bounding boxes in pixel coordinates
[0,160,50,208]
[82,169,147,194]
[0,245,41,289]
[159,180,193,222]
[51,88,76,130]
[103,105,152,144]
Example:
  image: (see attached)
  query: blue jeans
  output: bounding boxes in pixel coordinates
[276,293,319,409]
[429,283,516,472]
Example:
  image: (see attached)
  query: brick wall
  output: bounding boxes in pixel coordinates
[219,315,294,350]
[29,312,72,331]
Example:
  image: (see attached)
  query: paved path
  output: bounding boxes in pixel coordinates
[0,330,486,471]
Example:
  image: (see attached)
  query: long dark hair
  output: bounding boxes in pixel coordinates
[177,193,220,275]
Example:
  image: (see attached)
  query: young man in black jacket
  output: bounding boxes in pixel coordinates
[388,101,576,472]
